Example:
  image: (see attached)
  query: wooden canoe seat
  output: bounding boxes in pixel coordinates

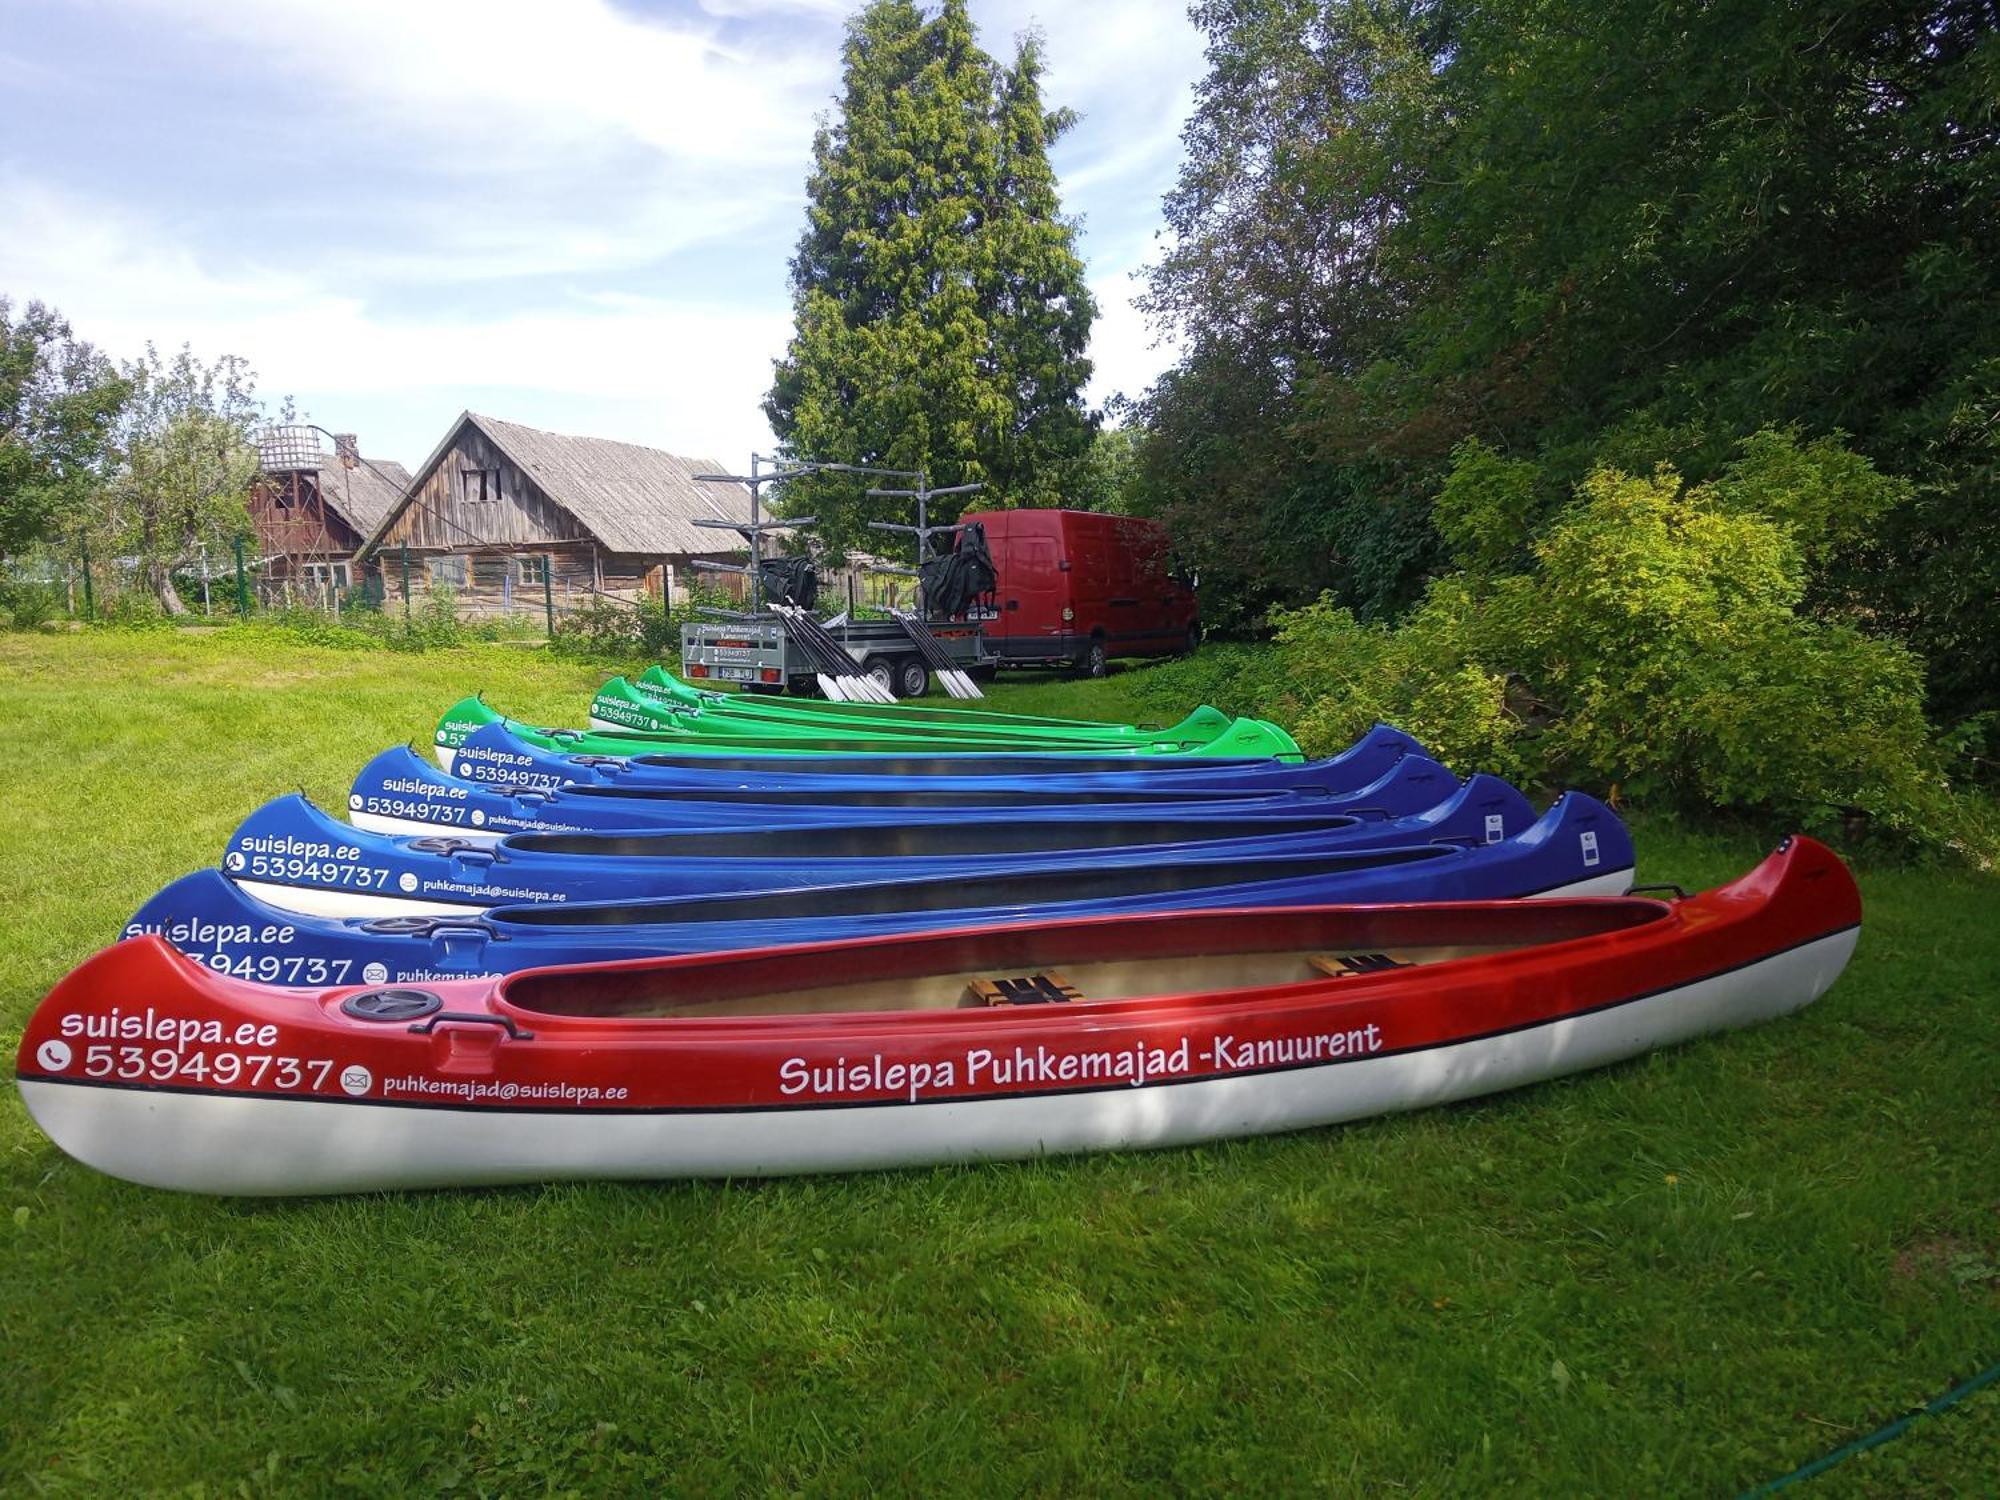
[965,970,1084,1006]
[1307,952,1411,979]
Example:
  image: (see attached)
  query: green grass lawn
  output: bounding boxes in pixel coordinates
[2,629,1995,1494]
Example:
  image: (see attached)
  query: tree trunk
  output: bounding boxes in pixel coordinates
[152,562,188,615]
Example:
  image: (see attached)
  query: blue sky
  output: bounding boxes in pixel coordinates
[0,0,1202,468]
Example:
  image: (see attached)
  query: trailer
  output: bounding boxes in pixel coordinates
[681,613,989,700]
[678,454,1197,699]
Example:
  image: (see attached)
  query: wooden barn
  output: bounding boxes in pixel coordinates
[351,412,754,615]
[247,433,412,597]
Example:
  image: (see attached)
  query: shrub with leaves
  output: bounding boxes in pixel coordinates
[550,582,735,666]
[1274,436,1981,857]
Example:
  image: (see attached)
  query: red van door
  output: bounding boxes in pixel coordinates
[992,527,1070,661]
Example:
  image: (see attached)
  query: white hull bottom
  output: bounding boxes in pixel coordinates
[19,927,1849,1195]
[220,866,1636,921]
[435,746,456,771]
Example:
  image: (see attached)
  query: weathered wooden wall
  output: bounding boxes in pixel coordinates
[247,473,365,576]
[372,427,590,552]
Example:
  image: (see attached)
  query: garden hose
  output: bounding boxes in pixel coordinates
[1740,1357,2000,1495]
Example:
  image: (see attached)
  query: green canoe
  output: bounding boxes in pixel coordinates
[587,676,1300,759]
[626,664,1233,741]
[594,672,1248,749]
[433,696,1303,764]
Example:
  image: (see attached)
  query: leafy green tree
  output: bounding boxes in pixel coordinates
[1070,424,1139,514]
[0,297,129,555]
[1136,0,2000,720]
[99,344,261,614]
[765,0,1096,554]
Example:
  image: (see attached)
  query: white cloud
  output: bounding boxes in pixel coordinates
[1086,265,1179,413]
[120,0,828,168]
[0,176,788,463]
[5,1,1201,467]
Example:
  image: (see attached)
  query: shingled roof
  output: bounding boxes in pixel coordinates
[355,411,754,558]
[312,454,412,534]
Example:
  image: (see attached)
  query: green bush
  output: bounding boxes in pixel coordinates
[1119,642,1298,724]
[550,584,734,666]
[93,590,173,629]
[234,590,540,653]
[1272,446,1984,859]
[0,578,61,630]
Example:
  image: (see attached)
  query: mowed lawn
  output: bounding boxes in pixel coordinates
[1,628,1995,1495]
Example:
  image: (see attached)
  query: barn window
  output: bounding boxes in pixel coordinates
[430,555,468,588]
[472,556,510,588]
[460,468,501,503]
[304,561,352,590]
[518,556,549,586]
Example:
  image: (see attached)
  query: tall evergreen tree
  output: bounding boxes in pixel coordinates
[765,0,1096,554]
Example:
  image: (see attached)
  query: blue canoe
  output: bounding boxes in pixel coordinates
[442,721,1427,795]
[128,793,1634,985]
[225,774,1538,917]
[348,745,1465,839]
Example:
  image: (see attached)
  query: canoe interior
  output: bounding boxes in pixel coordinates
[502,903,1665,1021]
[513,814,1362,861]
[624,753,1270,776]
[558,783,1296,808]
[485,846,1452,928]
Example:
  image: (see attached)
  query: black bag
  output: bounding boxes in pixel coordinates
[757,555,819,609]
[919,522,997,618]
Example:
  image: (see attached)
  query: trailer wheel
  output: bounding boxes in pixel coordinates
[862,656,899,698]
[894,656,930,699]
[787,675,820,698]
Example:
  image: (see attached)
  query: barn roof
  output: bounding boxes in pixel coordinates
[312,454,412,534]
[354,411,754,559]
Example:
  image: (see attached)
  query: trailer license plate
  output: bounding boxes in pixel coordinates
[716,665,756,682]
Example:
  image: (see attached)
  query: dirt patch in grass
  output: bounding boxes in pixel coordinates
[1894,1236,2000,1299]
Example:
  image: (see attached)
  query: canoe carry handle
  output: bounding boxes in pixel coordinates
[407,836,487,857]
[406,1012,535,1041]
[1627,882,1690,900]
[546,728,584,742]
[358,915,497,939]
[487,783,552,804]
[565,754,625,769]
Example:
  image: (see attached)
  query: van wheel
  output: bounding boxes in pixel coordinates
[1181,624,1201,656]
[1082,638,1108,678]
[894,656,930,699]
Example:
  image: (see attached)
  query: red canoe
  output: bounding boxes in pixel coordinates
[15,837,1861,1195]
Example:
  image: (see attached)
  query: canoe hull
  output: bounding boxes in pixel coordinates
[223,775,1538,917]
[125,790,1634,982]
[346,745,1464,840]
[16,922,1856,1196]
[441,720,1414,793]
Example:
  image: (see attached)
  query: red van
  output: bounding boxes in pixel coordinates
[963,509,1200,676]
